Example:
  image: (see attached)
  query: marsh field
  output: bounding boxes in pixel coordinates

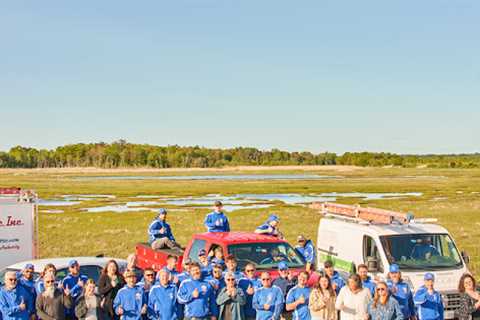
[1,166,479,274]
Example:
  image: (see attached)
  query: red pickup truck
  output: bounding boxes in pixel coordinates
[136,232,307,279]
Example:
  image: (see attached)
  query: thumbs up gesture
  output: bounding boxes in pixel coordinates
[19,297,26,311]
[298,295,305,305]
[117,306,124,316]
[247,285,254,295]
[192,288,200,298]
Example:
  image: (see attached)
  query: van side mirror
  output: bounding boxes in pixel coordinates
[462,251,470,264]
[366,257,379,273]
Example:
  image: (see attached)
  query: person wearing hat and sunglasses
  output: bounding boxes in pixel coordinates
[204,201,231,233]
[238,263,262,320]
[148,208,181,250]
[255,215,283,238]
[198,249,214,278]
[296,235,316,273]
[17,264,36,314]
[61,260,89,320]
[113,271,147,320]
[0,271,35,320]
[387,264,415,320]
[413,273,444,320]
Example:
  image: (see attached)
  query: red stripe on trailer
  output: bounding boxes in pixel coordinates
[0,187,22,195]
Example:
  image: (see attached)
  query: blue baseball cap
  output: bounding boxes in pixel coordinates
[389,264,400,273]
[68,259,79,268]
[24,263,34,271]
[157,208,167,216]
[424,272,435,281]
[198,249,207,257]
[267,214,279,223]
[278,261,289,270]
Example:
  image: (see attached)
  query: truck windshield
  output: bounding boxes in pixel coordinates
[228,242,305,270]
[380,233,463,270]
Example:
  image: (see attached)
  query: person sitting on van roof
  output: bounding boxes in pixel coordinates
[254,214,283,238]
[323,260,345,295]
[357,264,376,297]
[413,273,444,320]
[410,237,440,260]
[204,201,231,233]
[148,209,182,250]
[296,235,316,273]
[387,264,415,320]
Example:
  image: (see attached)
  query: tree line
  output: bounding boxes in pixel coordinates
[0,140,478,168]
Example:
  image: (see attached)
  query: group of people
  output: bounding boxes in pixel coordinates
[2,202,480,320]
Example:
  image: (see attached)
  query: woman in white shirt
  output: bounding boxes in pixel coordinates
[335,274,372,320]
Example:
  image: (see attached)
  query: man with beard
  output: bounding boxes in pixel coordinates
[0,271,34,320]
[35,272,72,320]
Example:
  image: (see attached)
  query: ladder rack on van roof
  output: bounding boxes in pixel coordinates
[310,202,413,225]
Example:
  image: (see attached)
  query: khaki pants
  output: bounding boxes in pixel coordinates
[151,238,181,250]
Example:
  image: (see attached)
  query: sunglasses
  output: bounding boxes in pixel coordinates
[7,278,17,282]
[261,278,271,281]
[377,288,387,292]
[45,280,55,284]
[245,269,255,273]
[226,278,235,282]
[145,274,155,277]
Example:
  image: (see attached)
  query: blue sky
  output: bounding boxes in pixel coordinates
[1,1,478,154]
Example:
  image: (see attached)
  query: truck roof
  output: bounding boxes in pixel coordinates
[321,217,449,236]
[195,232,287,244]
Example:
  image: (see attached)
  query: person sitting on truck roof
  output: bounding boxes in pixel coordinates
[413,273,444,320]
[286,271,312,320]
[148,208,182,250]
[387,264,415,320]
[224,255,244,281]
[61,259,89,319]
[410,237,440,260]
[204,200,231,233]
[253,272,284,320]
[113,270,147,320]
[323,261,345,296]
[0,271,35,320]
[255,214,283,238]
[177,262,218,320]
[357,264,376,297]
[238,263,262,320]
[198,249,214,278]
[209,246,226,270]
[296,235,316,273]
[147,269,178,320]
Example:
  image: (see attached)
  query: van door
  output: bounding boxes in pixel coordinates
[363,235,384,272]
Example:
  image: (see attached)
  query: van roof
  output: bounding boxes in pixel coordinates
[321,217,449,236]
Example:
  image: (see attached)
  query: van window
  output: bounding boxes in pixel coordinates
[188,239,206,262]
[363,236,383,272]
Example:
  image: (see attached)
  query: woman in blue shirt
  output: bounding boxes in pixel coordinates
[367,281,404,320]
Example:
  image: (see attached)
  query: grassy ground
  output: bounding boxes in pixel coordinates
[1,166,479,274]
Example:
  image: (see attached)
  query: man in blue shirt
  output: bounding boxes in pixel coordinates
[387,264,415,320]
[162,255,180,285]
[223,255,244,282]
[61,259,89,319]
[255,215,283,238]
[357,264,376,297]
[204,201,230,233]
[16,264,36,316]
[0,271,34,320]
[414,273,444,320]
[149,208,182,250]
[148,270,178,320]
[177,262,218,320]
[238,263,262,320]
[323,260,345,295]
[295,235,316,273]
[411,238,440,260]
[198,249,213,278]
[286,272,311,320]
[114,271,147,320]
[252,272,284,320]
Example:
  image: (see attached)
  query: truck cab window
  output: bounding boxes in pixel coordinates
[188,239,206,263]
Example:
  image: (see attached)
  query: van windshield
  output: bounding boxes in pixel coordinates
[380,233,463,270]
[228,242,305,270]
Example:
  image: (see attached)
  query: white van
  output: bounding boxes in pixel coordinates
[316,209,470,319]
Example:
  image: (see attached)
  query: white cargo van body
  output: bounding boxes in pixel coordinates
[317,217,468,319]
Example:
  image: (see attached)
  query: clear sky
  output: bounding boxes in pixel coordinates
[1,1,478,154]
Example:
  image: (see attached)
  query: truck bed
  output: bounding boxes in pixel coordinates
[136,243,184,271]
